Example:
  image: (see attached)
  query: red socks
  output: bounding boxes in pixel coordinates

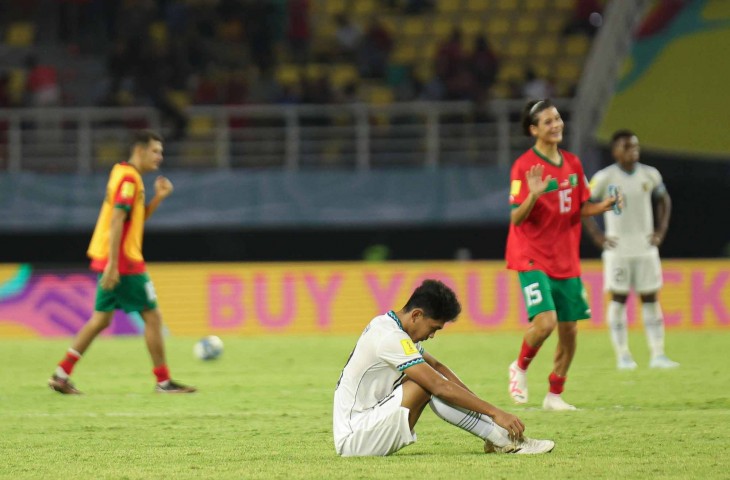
[517,340,541,370]
[58,349,81,376]
[549,372,567,395]
[153,365,171,384]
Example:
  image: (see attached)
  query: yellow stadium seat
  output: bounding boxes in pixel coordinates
[8,69,25,105]
[5,22,35,46]
[535,36,559,57]
[353,0,376,16]
[189,115,216,138]
[432,18,454,38]
[516,17,539,36]
[564,34,591,57]
[496,0,519,11]
[149,21,168,46]
[524,0,548,10]
[379,17,398,34]
[306,63,325,79]
[465,0,488,12]
[402,17,426,36]
[324,0,343,15]
[555,0,575,11]
[392,44,418,64]
[95,140,125,167]
[167,90,190,110]
[331,64,359,88]
[497,62,524,82]
[490,82,513,99]
[545,15,565,33]
[506,38,530,58]
[486,17,510,36]
[437,0,461,13]
[368,86,394,105]
[276,64,301,85]
[554,60,582,82]
[461,18,483,38]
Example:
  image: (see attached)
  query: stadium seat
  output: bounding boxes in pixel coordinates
[506,38,530,58]
[276,64,301,85]
[367,86,394,105]
[189,115,216,138]
[95,139,125,167]
[535,36,559,57]
[554,60,582,83]
[564,34,591,57]
[402,17,427,37]
[391,44,417,64]
[432,18,454,38]
[516,17,539,36]
[5,22,35,46]
[331,64,359,88]
[496,0,519,12]
[555,0,575,11]
[486,17,511,36]
[465,0,487,12]
[524,0,548,10]
[353,0,376,16]
[437,0,461,13]
[460,18,483,39]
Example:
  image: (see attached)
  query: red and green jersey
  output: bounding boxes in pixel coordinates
[506,147,590,279]
[87,162,146,275]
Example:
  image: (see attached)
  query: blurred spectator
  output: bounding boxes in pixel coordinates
[334,13,362,62]
[287,0,311,64]
[24,55,61,107]
[358,18,394,79]
[105,39,133,104]
[404,0,435,15]
[562,0,604,37]
[0,72,11,108]
[58,0,92,50]
[470,34,500,92]
[521,68,555,101]
[435,27,466,83]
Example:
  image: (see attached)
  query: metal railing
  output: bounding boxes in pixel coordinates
[0,99,574,173]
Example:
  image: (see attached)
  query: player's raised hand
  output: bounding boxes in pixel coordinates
[525,164,552,195]
[154,176,174,199]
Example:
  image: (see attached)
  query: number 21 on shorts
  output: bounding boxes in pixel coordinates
[523,283,543,307]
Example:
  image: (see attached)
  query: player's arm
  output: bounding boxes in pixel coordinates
[511,164,552,226]
[145,176,174,220]
[582,216,614,250]
[404,358,525,437]
[581,195,619,217]
[651,190,671,246]
[422,351,472,393]
[100,207,126,290]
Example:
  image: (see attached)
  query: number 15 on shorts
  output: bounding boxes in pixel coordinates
[523,283,543,307]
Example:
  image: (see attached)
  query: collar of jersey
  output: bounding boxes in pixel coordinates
[387,310,404,330]
[532,146,563,167]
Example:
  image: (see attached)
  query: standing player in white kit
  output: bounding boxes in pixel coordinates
[584,130,679,370]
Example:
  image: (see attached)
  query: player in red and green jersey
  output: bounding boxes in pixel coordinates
[48,130,195,395]
[506,100,618,411]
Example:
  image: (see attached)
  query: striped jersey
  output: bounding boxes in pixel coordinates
[87,162,146,274]
[333,311,424,448]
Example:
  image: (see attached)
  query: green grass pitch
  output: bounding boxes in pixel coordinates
[2,330,729,479]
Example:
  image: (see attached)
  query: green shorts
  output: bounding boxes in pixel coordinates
[95,272,158,313]
[518,270,591,322]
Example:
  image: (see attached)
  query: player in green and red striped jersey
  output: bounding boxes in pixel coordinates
[505,99,618,411]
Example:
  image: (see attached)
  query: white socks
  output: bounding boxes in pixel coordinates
[429,396,511,447]
[607,301,630,358]
[642,302,665,358]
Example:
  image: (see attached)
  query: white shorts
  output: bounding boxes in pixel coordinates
[337,385,417,457]
[602,250,663,294]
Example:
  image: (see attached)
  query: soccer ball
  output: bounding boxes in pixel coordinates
[193,335,224,360]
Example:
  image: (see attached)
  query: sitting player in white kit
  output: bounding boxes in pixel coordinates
[333,279,555,457]
[584,129,679,370]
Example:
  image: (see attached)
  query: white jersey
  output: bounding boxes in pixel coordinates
[333,311,425,449]
[589,163,666,257]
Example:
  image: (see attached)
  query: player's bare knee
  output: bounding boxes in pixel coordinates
[612,293,629,303]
